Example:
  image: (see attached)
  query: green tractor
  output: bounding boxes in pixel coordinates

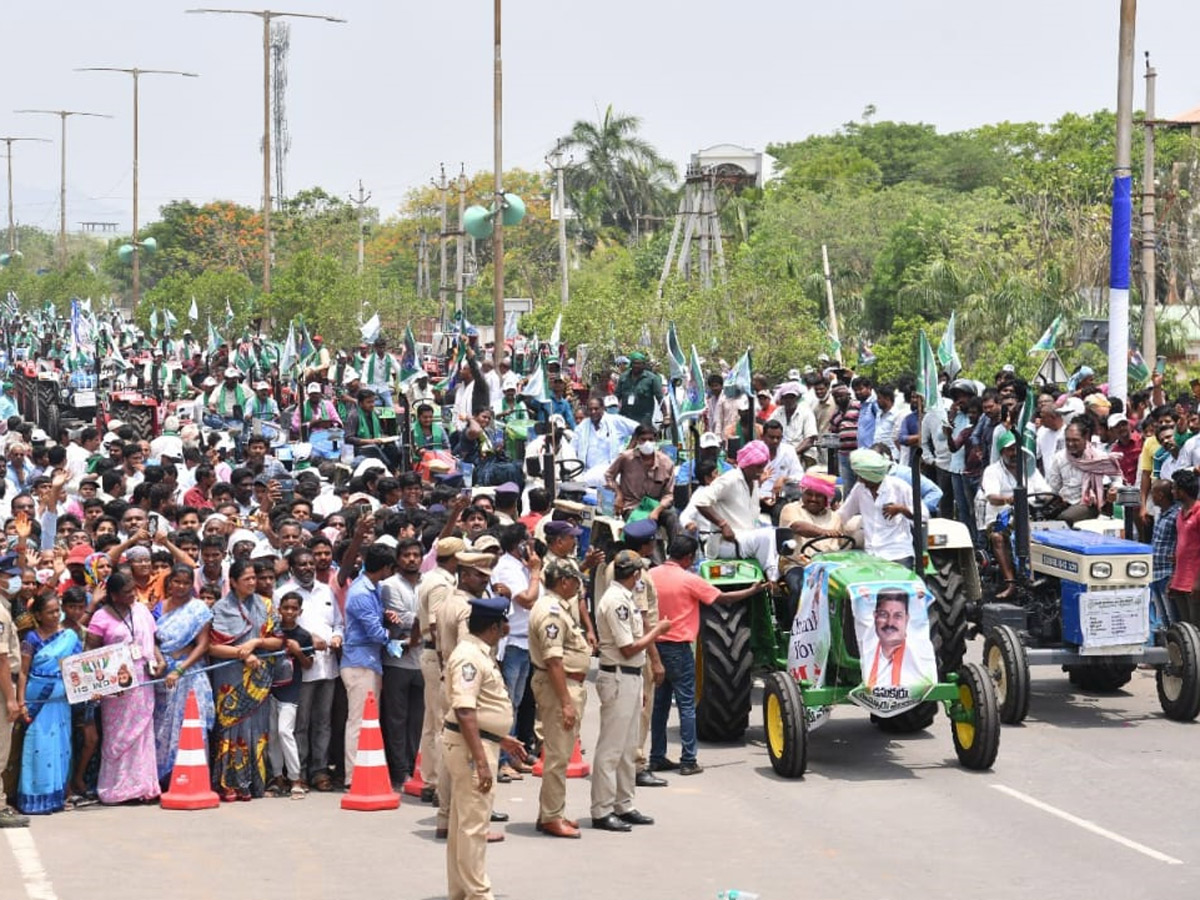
[695,534,998,778]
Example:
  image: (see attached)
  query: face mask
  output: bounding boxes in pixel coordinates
[634,578,645,593]
[638,441,656,456]
[7,575,21,594]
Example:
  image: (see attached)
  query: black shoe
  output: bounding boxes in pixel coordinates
[591,813,633,832]
[617,809,655,826]
[420,786,437,804]
[490,810,509,822]
[648,758,679,772]
[636,771,668,788]
[678,762,704,776]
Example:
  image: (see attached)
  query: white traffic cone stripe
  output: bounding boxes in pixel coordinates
[361,719,380,729]
[182,719,203,729]
[355,749,387,768]
[174,748,209,767]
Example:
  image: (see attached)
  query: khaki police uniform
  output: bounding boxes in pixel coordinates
[541,550,585,628]
[595,558,659,773]
[528,589,591,823]
[0,603,20,811]
[590,581,645,820]
[435,587,476,831]
[417,566,456,797]
[443,633,513,900]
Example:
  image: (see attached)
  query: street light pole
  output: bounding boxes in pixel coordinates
[492,0,504,369]
[14,109,112,264]
[547,142,570,306]
[76,67,197,310]
[0,136,52,255]
[185,8,347,294]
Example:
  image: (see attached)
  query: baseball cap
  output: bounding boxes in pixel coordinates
[455,551,495,577]
[544,520,582,538]
[700,432,721,449]
[1108,413,1129,428]
[613,549,649,577]
[224,367,241,379]
[544,557,583,583]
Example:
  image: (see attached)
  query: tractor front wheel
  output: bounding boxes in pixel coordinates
[951,662,1000,771]
[1066,660,1135,693]
[762,672,807,778]
[984,624,1030,725]
[1157,623,1200,722]
[870,703,938,733]
[695,598,753,742]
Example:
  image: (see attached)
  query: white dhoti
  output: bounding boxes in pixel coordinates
[715,527,779,580]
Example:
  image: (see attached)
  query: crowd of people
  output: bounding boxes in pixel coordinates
[1,308,1198,900]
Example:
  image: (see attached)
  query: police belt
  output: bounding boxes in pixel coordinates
[532,665,586,683]
[444,721,505,744]
[599,663,643,676]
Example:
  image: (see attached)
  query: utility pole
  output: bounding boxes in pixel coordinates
[454,166,466,320]
[492,0,505,369]
[186,8,346,294]
[822,244,842,364]
[348,179,370,276]
[0,136,51,255]
[434,165,450,327]
[1108,0,1136,405]
[14,110,112,265]
[1141,52,1157,364]
[547,142,570,305]
[77,67,197,309]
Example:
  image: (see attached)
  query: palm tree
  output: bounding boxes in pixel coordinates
[558,106,677,238]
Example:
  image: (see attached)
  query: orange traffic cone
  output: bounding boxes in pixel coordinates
[161,690,219,810]
[532,737,591,778]
[342,691,401,811]
[402,752,426,798]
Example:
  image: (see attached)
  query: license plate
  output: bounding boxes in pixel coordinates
[72,391,96,407]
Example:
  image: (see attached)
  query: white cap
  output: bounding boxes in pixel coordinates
[1108,413,1129,428]
[163,415,181,432]
[787,368,801,380]
[106,419,125,433]
[603,395,619,408]
[373,535,399,549]
[202,376,218,388]
[224,367,241,379]
[501,372,521,391]
[253,380,270,390]
[353,457,388,480]
[306,382,322,394]
[250,540,279,560]
[229,529,257,548]
[700,432,721,449]
[343,367,360,385]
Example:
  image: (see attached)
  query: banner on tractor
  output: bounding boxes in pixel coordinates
[847,581,938,716]
[787,560,834,731]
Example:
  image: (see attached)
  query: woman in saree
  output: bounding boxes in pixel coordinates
[85,572,166,804]
[16,593,82,813]
[208,559,282,801]
[153,564,215,785]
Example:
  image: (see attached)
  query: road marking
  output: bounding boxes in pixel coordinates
[5,829,60,900]
[991,785,1183,866]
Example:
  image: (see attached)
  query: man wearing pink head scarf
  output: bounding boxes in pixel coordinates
[695,440,780,581]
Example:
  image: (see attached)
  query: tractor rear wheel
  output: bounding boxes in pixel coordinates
[951,662,1000,770]
[984,624,1030,725]
[927,549,969,677]
[762,672,807,778]
[695,597,753,742]
[1066,660,1135,693]
[1157,623,1200,722]
[126,405,155,441]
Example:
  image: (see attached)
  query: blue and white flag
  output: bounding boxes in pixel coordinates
[188,296,199,322]
[937,311,962,378]
[360,312,381,345]
[520,358,550,404]
[503,310,520,340]
[666,322,686,383]
[1030,315,1062,354]
[724,348,752,397]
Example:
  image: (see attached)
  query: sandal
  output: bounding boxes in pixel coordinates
[290,785,306,800]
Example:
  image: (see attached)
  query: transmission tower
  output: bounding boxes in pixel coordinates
[270,20,291,211]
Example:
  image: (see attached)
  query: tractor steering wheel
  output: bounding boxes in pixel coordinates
[798,534,857,558]
[1025,492,1063,522]
[557,458,585,482]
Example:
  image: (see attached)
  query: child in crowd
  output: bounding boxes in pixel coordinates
[60,588,99,805]
[268,592,313,799]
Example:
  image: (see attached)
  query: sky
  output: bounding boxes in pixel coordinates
[2,1,1199,235]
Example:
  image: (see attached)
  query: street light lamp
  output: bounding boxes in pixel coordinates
[14,109,113,265]
[185,8,347,294]
[75,67,198,310]
[0,136,52,257]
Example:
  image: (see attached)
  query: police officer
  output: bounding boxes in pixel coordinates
[416,537,464,805]
[443,584,528,900]
[590,550,672,832]
[529,557,591,838]
[436,551,496,841]
[593,519,667,787]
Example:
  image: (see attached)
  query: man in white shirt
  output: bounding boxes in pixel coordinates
[1036,403,1065,473]
[696,440,780,581]
[65,426,100,484]
[980,431,1052,598]
[769,382,818,466]
[276,546,342,791]
[760,420,804,521]
[839,448,917,567]
[1046,421,1118,525]
[573,396,638,488]
[871,384,901,462]
[490,524,543,781]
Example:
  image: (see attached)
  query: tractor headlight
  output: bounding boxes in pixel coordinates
[1126,560,1149,579]
[1089,562,1113,579]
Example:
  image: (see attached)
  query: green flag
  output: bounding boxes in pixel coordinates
[1016,391,1038,477]
[666,322,686,383]
[916,330,939,412]
[206,318,224,354]
[1030,315,1062,353]
[937,311,962,378]
[401,325,419,380]
[521,358,550,404]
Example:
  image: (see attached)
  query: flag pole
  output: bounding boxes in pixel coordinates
[1108,0,1136,404]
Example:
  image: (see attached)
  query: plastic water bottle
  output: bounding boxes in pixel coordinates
[717,892,760,900]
